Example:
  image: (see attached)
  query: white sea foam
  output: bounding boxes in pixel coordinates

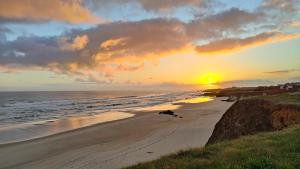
[0,91,203,128]
[0,91,212,144]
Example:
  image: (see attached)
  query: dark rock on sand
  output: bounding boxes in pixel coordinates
[159,110,175,116]
[159,110,181,118]
[87,106,94,108]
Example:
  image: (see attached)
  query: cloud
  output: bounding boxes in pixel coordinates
[0,66,19,73]
[217,79,275,88]
[87,18,191,64]
[258,0,300,29]
[196,32,300,55]
[0,26,10,33]
[116,63,144,71]
[0,26,11,42]
[289,76,300,82]
[265,69,300,74]
[0,18,191,79]
[290,21,300,28]
[138,0,205,11]
[260,0,300,13]
[187,8,263,39]
[0,6,298,81]
[100,37,129,50]
[0,0,99,24]
[75,74,112,84]
[86,0,210,12]
[58,35,89,51]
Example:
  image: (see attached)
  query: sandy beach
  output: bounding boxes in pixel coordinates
[0,97,233,169]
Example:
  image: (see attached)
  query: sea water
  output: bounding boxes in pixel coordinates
[0,91,207,143]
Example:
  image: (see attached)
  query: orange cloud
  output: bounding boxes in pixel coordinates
[0,4,299,83]
[100,38,129,50]
[88,0,208,12]
[0,0,99,24]
[58,35,89,51]
[136,0,205,11]
[196,32,300,55]
[0,66,19,73]
[290,21,300,28]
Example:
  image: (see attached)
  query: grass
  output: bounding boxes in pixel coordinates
[251,93,300,105]
[125,125,300,169]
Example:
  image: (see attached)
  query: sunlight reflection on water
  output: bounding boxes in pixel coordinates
[133,96,213,112]
[175,96,213,104]
[0,111,135,144]
[134,104,181,111]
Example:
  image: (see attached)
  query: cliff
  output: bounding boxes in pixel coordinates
[126,125,300,169]
[207,98,300,144]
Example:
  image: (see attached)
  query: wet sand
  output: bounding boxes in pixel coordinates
[0,111,135,144]
[0,97,233,169]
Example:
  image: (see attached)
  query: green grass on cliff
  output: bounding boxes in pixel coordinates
[252,93,300,105]
[125,125,300,169]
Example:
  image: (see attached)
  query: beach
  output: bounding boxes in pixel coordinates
[0,97,233,169]
[1,1,298,168]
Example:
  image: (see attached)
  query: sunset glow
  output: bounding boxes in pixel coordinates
[0,0,299,91]
[199,73,221,85]
[0,1,300,168]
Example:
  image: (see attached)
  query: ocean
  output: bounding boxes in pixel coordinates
[0,90,202,128]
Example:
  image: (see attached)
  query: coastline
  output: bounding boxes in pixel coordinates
[0,111,135,144]
[124,89,300,169]
[0,96,209,145]
[0,97,233,169]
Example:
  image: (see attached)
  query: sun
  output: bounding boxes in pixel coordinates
[199,73,220,85]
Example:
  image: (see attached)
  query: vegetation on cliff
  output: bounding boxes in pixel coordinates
[126,90,300,169]
[125,125,300,169]
[253,93,300,105]
[207,97,300,144]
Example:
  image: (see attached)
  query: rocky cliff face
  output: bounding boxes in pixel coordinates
[207,99,300,144]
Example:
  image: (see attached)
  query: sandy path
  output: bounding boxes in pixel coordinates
[0,98,233,169]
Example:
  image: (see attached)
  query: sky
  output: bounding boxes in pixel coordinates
[0,0,299,91]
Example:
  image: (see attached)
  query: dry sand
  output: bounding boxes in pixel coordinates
[0,97,233,169]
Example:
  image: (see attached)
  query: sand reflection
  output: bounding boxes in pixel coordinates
[0,111,134,144]
[176,96,213,104]
[52,111,135,131]
[134,104,181,112]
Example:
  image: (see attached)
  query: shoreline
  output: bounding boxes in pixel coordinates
[0,97,233,169]
[0,96,210,145]
[0,111,135,145]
